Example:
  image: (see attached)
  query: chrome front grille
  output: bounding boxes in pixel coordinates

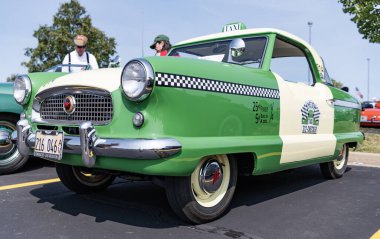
[40,91,113,125]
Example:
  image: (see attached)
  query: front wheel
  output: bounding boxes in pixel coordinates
[165,154,237,224]
[56,164,115,194]
[320,144,349,179]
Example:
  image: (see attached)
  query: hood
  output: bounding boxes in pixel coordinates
[37,68,123,94]
[0,83,14,95]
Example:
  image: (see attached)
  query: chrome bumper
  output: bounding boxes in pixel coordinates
[15,119,182,167]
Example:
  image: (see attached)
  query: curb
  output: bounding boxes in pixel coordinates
[349,151,380,167]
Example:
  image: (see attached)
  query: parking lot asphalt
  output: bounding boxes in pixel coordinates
[0,157,379,239]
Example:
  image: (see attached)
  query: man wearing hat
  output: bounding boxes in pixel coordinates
[150,34,172,56]
[62,34,99,72]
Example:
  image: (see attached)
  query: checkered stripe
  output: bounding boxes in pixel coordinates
[155,73,280,99]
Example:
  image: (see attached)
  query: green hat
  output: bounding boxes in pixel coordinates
[150,34,170,49]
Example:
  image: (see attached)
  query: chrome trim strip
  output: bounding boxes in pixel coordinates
[35,86,111,102]
[16,120,182,167]
[334,100,361,110]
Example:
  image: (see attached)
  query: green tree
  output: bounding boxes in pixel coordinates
[22,0,117,72]
[339,0,380,43]
[331,78,344,88]
[6,74,17,82]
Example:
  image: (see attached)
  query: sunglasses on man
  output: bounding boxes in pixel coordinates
[76,45,86,49]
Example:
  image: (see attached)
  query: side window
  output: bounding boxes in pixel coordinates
[323,64,333,85]
[169,37,267,69]
[270,38,314,85]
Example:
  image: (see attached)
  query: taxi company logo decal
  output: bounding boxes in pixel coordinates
[301,101,320,134]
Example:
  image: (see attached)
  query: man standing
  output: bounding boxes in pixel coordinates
[62,35,99,72]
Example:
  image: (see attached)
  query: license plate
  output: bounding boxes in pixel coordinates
[360,116,368,122]
[34,130,64,160]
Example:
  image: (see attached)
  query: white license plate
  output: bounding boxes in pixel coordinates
[34,130,64,160]
[360,116,368,122]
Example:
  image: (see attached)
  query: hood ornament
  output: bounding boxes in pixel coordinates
[63,95,76,114]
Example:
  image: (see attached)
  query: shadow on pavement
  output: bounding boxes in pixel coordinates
[18,156,55,174]
[29,164,342,228]
[232,165,328,208]
[30,180,184,228]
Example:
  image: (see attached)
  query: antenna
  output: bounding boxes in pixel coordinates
[141,10,144,57]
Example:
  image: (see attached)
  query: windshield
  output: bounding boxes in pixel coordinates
[45,64,91,73]
[169,36,267,68]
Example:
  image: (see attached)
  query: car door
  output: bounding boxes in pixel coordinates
[270,37,336,164]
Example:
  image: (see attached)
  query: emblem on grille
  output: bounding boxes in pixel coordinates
[63,95,76,114]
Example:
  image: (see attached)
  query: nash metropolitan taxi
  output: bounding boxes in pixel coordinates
[3,23,363,223]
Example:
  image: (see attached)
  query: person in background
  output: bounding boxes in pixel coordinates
[62,34,99,72]
[150,34,172,56]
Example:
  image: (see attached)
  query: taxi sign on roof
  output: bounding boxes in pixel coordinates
[222,22,247,32]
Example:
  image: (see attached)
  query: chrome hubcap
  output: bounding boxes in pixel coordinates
[334,145,347,170]
[199,159,223,194]
[191,155,230,207]
[72,167,113,186]
[0,122,17,158]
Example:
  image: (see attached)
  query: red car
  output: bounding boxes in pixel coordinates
[360,101,380,127]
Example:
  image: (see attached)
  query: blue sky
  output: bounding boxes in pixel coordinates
[0,0,379,101]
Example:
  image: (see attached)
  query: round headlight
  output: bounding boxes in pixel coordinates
[13,75,31,105]
[121,59,154,101]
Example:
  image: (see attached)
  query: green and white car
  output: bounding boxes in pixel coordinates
[0,64,93,174]
[5,23,363,223]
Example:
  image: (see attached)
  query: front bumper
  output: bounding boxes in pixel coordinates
[360,120,380,127]
[15,119,182,167]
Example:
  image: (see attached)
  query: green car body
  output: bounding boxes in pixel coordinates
[9,25,363,223]
[0,83,23,114]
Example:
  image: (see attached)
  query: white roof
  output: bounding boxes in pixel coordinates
[177,28,306,47]
[175,28,324,79]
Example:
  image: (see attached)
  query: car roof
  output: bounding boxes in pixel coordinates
[174,28,323,68]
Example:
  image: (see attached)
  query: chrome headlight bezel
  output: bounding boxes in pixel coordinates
[13,75,32,105]
[120,59,154,102]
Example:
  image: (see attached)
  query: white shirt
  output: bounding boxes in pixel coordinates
[62,50,99,73]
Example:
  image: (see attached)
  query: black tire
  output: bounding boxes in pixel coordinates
[320,144,348,179]
[165,154,237,224]
[0,114,29,174]
[56,163,115,194]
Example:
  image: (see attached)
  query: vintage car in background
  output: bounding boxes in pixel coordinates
[0,82,27,174]
[4,23,363,223]
[360,101,380,127]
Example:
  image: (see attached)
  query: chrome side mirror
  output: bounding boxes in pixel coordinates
[108,55,121,68]
[229,38,245,58]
